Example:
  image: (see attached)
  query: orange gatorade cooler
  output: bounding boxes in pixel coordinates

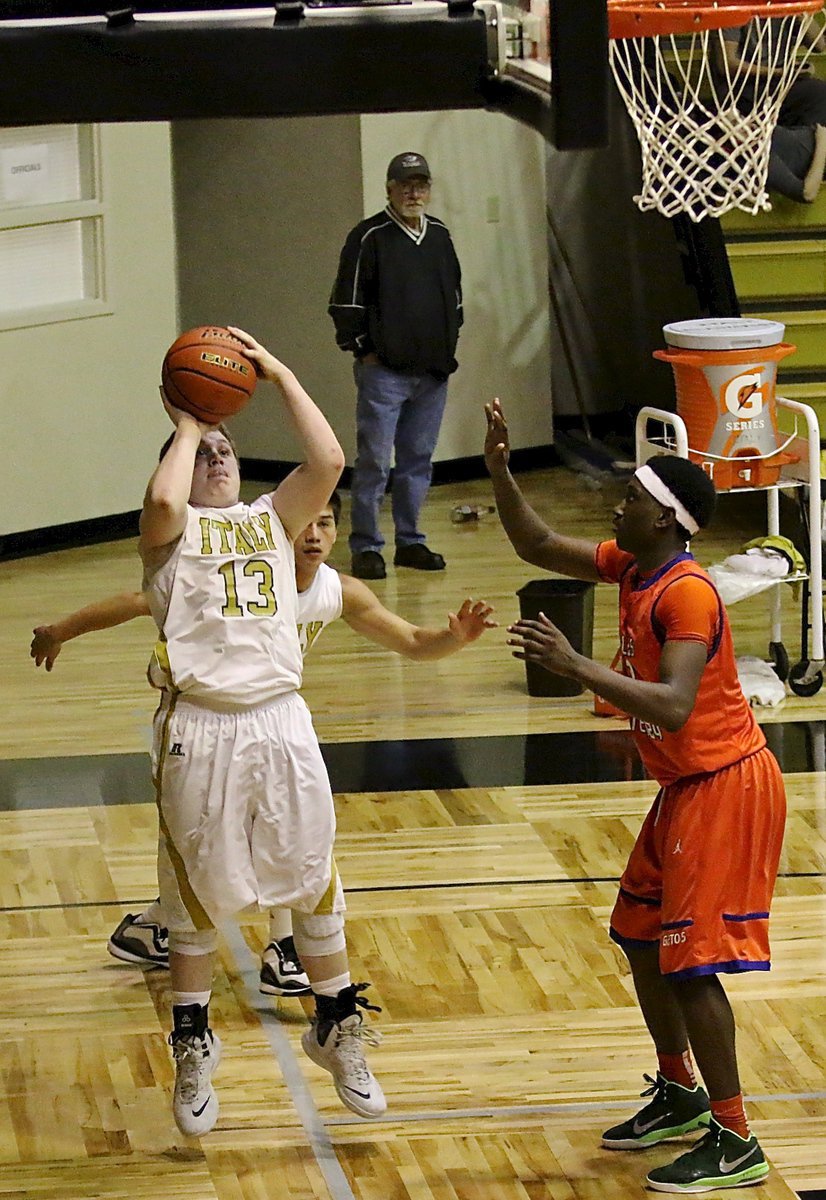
[653,317,799,490]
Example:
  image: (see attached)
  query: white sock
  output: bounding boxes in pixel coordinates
[312,972,351,997]
[172,990,211,1008]
[267,908,293,944]
[137,899,164,926]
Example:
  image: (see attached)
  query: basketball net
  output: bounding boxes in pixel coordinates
[609,8,826,221]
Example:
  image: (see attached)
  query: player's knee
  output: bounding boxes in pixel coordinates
[169,927,218,956]
[291,910,346,958]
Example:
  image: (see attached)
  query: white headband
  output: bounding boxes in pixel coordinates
[634,464,700,536]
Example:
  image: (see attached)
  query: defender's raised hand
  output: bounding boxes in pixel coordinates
[484,397,511,476]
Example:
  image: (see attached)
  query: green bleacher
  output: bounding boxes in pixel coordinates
[721,63,826,437]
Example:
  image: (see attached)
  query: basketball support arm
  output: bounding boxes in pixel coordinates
[0,0,608,146]
[0,1,525,126]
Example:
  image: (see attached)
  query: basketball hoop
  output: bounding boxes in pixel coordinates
[607,0,826,220]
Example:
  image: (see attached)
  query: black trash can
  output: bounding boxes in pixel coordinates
[516,578,595,697]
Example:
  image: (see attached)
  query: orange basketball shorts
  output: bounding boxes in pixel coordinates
[609,746,786,978]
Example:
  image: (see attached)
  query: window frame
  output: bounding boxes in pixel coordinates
[0,124,111,332]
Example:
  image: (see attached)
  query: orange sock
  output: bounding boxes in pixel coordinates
[657,1050,697,1089]
[710,1094,750,1139]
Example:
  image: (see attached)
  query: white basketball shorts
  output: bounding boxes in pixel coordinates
[152,690,342,932]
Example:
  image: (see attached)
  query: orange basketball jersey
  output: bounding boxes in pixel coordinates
[595,541,765,784]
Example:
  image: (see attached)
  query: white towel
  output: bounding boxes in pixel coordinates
[708,548,791,605]
[723,549,789,578]
[708,565,781,605]
[736,656,786,707]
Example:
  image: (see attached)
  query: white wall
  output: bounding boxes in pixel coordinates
[172,115,363,466]
[0,123,177,536]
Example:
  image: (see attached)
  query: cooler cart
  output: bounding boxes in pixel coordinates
[636,318,824,697]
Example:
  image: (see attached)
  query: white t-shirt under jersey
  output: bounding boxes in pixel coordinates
[146,493,302,707]
[296,562,344,657]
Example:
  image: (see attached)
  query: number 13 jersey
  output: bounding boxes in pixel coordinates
[146,494,302,707]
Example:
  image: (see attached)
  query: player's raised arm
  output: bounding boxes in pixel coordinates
[31,591,151,671]
[140,395,215,556]
[484,398,602,582]
[341,574,496,661]
[229,327,344,539]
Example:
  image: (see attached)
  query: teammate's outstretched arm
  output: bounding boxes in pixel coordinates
[31,592,150,671]
[229,327,345,539]
[484,399,601,582]
[341,575,496,661]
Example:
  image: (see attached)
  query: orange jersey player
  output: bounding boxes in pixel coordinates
[485,397,785,1195]
[595,539,766,787]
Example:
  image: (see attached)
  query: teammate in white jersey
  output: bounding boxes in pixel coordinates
[32,490,494,997]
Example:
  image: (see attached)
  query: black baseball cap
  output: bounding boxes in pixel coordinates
[386,152,431,182]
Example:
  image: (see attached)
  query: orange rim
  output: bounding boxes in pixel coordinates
[608,0,823,39]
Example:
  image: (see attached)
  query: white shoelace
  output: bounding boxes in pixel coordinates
[172,1038,211,1103]
[332,1018,382,1085]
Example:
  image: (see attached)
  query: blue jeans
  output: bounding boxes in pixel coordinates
[349,361,448,556]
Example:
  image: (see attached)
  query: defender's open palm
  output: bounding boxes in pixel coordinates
[508,612,579,678]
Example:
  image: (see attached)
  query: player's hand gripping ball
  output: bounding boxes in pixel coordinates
[161,326,257,422]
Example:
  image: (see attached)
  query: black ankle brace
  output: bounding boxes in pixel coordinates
[314,982,381,1026]
[172,1002,209,1040]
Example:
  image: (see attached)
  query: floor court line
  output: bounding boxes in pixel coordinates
[223,922,358,1200]
[315,1089,826,1128]
[3,865,824,914]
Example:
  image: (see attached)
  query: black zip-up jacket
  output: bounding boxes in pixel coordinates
[328,206,463,380]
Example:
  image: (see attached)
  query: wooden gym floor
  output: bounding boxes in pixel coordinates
[1,466,825,1200]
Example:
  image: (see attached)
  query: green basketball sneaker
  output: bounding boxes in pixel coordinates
[602,1073,711,1150]
[647,1119,769,1193]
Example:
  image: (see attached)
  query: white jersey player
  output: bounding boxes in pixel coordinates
[136,327,388,1138]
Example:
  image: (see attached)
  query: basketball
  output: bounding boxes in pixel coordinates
[161,326,257,422]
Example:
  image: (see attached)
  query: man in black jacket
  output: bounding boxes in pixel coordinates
[329,152,463,580]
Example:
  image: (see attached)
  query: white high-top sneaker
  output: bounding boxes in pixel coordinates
[259,936,311,996]
[301,984,385,1118]
[107,911,169,967]
[170,1028,222,1136]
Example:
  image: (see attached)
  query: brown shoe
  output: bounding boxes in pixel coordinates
[393,544,446,571]
[351,550,386,580]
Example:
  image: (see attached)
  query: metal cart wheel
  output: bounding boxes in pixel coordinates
[768,641,789,682]
[789,660,824,697]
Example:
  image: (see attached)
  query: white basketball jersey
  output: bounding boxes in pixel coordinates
[146,494,302,707]
[297,562,343,658]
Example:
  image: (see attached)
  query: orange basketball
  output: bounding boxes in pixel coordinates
[161,326,257,422]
